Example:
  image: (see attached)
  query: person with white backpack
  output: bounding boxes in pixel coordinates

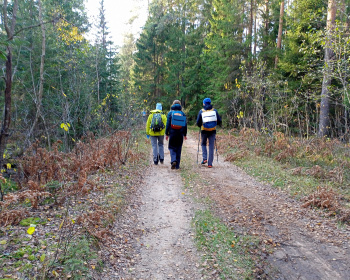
[196,98,222,168]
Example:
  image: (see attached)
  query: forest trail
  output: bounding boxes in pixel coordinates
[121,133,350,280]
[124,145,203,279]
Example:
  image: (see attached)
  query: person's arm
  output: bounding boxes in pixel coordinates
[161,113,167,134]
[184,112,188,138]
[165,111,171,136]
[216,110,222,127]
[196,110,202,128]
[146,114,151,135]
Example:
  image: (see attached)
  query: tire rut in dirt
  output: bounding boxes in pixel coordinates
[184,135,350,280]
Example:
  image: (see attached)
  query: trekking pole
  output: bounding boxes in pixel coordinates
[215,137,218,162]
[197,129,201,164]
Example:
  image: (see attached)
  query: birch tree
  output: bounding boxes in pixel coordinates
[318,0,336,137]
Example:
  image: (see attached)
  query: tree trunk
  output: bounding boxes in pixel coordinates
[0,0,18,168]
[263,0,269,62]
[253,0,257,58]
[318,0,336,137]
[28,0,46,142]
[247,0,253,70]
[275,0,284,68]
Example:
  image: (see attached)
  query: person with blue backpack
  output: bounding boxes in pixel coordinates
[196,98,222,168]
[146,103,167,165]
[165,100,187,169]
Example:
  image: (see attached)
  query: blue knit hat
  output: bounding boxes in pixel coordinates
[156,103,162,110]
[203,98,211,105]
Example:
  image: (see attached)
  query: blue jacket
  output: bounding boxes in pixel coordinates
[196,104,222,134]
[166,104,187,147]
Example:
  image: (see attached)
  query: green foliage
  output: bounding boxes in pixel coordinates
[60,236,99,279]
[19,217,41,226]
[12,246,34,259]
[0,178,18,196]
[194,210,258,279]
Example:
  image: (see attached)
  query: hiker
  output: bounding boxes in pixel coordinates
[165,100,187,169]
[142,110,147,124]
[146,103,167,165]
[196,98,222,168]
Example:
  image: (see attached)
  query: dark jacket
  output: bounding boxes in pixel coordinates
[196,104,222,134]
[166,104,187,147]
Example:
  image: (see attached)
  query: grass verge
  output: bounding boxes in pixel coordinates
[180,145,268,279]
[193,209,260,279]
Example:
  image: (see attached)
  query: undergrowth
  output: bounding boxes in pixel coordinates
[0,129,148,279]
[217,128,350,223]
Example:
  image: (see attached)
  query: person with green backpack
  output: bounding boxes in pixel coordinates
[146,103,167,165]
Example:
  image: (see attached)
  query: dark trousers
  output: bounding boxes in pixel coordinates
[201,132,216,166]
[169,145,182,169]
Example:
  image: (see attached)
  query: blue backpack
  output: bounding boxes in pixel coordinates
[171,111,186,129]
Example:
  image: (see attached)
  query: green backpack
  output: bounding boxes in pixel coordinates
[150,113,165,132]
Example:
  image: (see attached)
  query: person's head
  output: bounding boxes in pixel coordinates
[156,103,162,110]
[203,98,211,106]
[172,100,181,106]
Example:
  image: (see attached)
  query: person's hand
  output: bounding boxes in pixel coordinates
[166,136,169,141]
[184,136,187,140]
[146,134,150,139]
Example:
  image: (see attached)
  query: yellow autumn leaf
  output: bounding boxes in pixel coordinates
[27,226,35,235]
[59,220,64,230]
[71,219,75,224]
[52,270,59,277]
[0,240,7,245]
[6,163,11,169]
[91,265,96,269]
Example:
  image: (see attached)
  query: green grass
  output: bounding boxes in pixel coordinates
[194,210,259,280]
[180,145,264,279]
[19,217,46,226]
[235,156,321,198]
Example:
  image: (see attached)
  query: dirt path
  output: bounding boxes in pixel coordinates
[124,146,203,280]
[119,134,350,280]
[183,135,350,280]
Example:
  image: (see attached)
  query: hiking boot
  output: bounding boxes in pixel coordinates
[171,161,177,169]
[201,159,207,164]
[160,159,164,164]
[154,161,158,165]
[208,165,213,168]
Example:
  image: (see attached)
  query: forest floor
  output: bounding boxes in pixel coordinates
[105,132,350,280]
